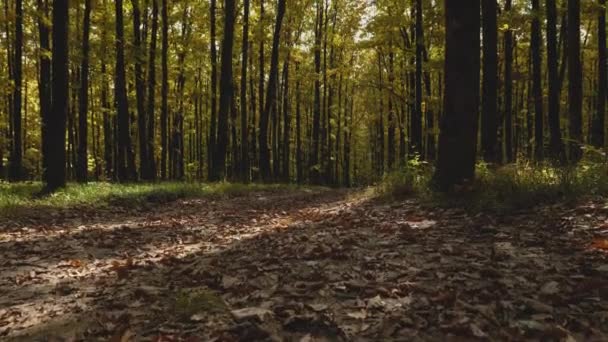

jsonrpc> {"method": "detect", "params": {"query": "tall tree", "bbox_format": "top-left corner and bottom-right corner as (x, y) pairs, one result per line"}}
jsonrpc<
(592, 0), (607, 148)
(531, 0), (544, 160)
(481, 0), (498, 163)
(76, 0), (92, 182)
(504, 0), (514, 162)
(547, 0), (564, 159)
(132, 0), (150, 179)
(435, 0), (481, 191)
(259, 0), (287, 181)
(240, 0), (250, 182)
(115, 0), (137, 181)
(211, 0), (236, 181)
(208, 0), (218, 179)
(568, 0), (583, 162)
(45, 0), (69, 191)
(161, 0), (169, 179)
(412, 0), (423, 158)
(9, 0), (23, 181)
(145, 0), (159, 180)
(311, 0), (323, 184)
(38, 0), (51, 182)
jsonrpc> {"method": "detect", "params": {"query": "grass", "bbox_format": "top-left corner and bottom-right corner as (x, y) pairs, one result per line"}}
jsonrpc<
(0, 181), (311, 219)
(377, 159), (608, 213)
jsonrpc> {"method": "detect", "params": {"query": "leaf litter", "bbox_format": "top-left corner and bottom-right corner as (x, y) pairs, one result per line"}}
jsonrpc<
(0, 188), (607, 341)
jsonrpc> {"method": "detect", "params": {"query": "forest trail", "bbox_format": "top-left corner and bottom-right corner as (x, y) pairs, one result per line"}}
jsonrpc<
(1, 188), (607, 341)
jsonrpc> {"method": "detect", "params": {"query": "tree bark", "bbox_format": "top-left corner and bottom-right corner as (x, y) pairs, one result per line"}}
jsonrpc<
(145, 0), (159, 180)
(568, 0), (583, 162)
(132, 0), (149, 180)
(435, 0), (481, 191)
(532, 0), (544, 161)
(161, 0), (169, 179)
(547, 0), (565, 160)
(9, 0), (23, 181)
(481, 0), (498, 163)
(208, 0), (218, 180)
(240, 0), (250, 182)
(504, 0), (514, 163)
(76, 0), (92, 183)
(592, 0), (607, 148)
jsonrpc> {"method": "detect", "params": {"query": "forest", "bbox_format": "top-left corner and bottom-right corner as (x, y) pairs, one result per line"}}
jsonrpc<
(1, 0), (608, 340)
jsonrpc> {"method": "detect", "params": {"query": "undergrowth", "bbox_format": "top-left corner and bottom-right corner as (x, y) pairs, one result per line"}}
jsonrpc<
(377, 158), (608, 213)
(0, 182), (307, 218)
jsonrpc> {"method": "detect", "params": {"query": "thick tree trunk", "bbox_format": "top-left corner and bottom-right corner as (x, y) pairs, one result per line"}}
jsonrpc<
(435, 0), (481, 191)
(46, 0), (69, 191)
(259, 0), (286, 182)
(77, 0), (92, 183)
(568, 0), (583, 162)
(115, 0), (137, 181)
(212, 0), (237, 181)
(504, 0), (514, 163)
(481, 0), (498, 163)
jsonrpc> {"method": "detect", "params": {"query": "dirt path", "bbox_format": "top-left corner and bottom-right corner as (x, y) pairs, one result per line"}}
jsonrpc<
(1, 188), (607, 341)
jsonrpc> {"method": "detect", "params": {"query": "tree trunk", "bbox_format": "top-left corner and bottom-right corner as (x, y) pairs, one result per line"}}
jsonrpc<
(161, 0), (169, 179)
(412, 0), (423, 157)
(46, 0), (69, 191)
(211, 0), (236, 181)
(532, 0), (544, 161)
(504, 0), (514, 163)
(208, 0), (218, 180)
(115, 0), (137, 181)
(311, 0), (322, 184)
(481, 0), (498, 163)
(38, 0), (51, 182)
(9, 0), (23, 181)
(77, 0), (92, 183)
(132, 0), (149, 180)
(568, 0), (583, 162)
(145, 0), (159, 180)
(547, 0), (565, 160)
(259, 0), (286, 182)
(435, 0), (481, 191)
(592, 0), (607, 148)
(240, 0), (250, 182)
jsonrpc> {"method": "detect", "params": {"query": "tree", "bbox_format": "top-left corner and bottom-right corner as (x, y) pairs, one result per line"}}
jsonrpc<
(259, 0), (287, 182)
(412, 0), (423, 158)
(568, 0), (583, 162)
(161, 0), (169, 179)
(504, 0), (514, 163)
(592, 0), (607, 148)
(132, 0), (150, 180)
(547, 0), (564, 160)
(240, 0), (251, 183)
(145, 0), (159, 180)
(435, 0), (481, 191)
(211, 0), (237, 181)
(531, 0), (544, 161)
(9, 0), (23, 181)
(38, 0), (51, 182)
(76, 0), (92, 183)
(481, 0), (498, 163)
(45, 0), (69, 191)
(115, 0), (137, 181)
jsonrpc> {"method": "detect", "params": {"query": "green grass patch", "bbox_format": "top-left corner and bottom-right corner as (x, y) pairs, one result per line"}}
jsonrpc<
(377, 160), (608, 213)
(0, 181), (310, 219)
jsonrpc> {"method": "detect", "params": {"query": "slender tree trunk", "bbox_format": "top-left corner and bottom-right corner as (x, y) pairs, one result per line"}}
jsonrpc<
(132, 0), (149, 180)
(296, 62), (302, 184)
(504, 0), (514, 163)
(387, 49), (396, 169)
(481, 0), (498, 163)
(115, 0), (137, 181)
(211, 0), (236, 181)
(435, 0), (481, 191)
(46, 0), (69, 191)
(412, 0), (423, 157)
(282, 54), (291, 181)
(161, 0), (169, 179)
(547, 0), (565, 160)
(592, 0), (607, 148)
(311, 0), (322, 184)
(76, 0), (92, 183)
(38, 0), (51, 182)
(240, 0), (250, 182)
(259, 0), (286, 182)
(568, 0), (583, 162)
(9, 0), (23, 181)
(145, 0), (159, 180)
(208, 0), (218, 180)
(531, 0), (544, 161)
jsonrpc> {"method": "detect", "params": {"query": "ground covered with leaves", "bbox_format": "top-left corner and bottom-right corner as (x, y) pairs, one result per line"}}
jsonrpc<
(1, 187), (608, 341)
